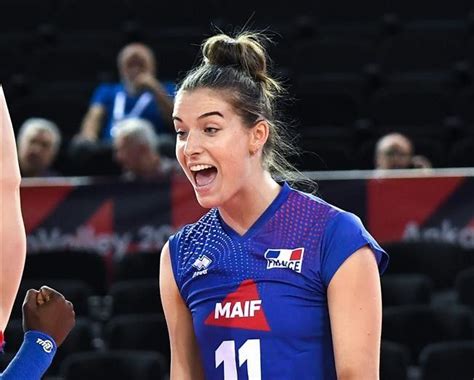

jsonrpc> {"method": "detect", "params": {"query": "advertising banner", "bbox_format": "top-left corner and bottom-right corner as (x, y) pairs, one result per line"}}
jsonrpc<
(21, 173), (474, 257)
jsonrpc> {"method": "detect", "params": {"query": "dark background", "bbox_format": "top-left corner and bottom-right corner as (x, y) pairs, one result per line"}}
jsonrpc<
(3, 0), (474, 174)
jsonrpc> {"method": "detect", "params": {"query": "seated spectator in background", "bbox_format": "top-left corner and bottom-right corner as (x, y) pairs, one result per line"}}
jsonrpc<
(76, 42), (174, 143)
(17, 118), (61, 177)
(113, 118), (180, 181)
(375, 132), (432, 170)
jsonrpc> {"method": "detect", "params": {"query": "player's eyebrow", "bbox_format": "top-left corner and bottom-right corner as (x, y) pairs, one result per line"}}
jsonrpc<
(173, 111), (224, 123)
(198, 111), (224, 120)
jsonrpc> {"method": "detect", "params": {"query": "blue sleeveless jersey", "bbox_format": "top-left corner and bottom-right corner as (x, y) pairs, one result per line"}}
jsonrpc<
(169, 183), (389, 380)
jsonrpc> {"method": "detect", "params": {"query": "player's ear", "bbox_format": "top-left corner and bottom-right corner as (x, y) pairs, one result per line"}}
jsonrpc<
(249, 120), (269, 156)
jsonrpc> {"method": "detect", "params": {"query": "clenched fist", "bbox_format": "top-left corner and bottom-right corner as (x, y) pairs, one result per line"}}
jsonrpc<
(22, 286), (76, 347)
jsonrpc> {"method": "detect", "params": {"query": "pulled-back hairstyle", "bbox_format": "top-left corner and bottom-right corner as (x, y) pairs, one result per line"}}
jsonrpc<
(177, 32), (302, 183)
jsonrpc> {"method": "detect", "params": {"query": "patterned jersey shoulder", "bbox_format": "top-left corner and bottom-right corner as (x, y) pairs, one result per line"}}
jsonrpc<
(170, 208), (220, 249)
(289, 189), (389, 283)
(168, 209), (221, 286)
(285, 187), (341, 223)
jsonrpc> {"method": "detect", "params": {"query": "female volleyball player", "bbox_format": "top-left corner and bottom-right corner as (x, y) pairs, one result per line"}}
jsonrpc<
(1, 86), (75, 379)
(160, 32), (389, 380)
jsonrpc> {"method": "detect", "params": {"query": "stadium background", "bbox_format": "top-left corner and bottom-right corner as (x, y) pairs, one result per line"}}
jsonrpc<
(2, 0), (474, 378)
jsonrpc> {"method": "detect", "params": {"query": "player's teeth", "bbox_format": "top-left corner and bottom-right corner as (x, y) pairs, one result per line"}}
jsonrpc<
(191, 164), (213, 171)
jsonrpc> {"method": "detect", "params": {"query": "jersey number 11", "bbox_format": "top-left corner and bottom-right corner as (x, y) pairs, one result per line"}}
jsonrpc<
(215, 339), (261, 380)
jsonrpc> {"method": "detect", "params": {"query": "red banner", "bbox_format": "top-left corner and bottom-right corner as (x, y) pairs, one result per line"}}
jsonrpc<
(20, 173), (474, 257)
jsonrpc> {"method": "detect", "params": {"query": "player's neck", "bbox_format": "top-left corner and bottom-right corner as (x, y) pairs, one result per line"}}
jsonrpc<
(218, 172), (281, 236)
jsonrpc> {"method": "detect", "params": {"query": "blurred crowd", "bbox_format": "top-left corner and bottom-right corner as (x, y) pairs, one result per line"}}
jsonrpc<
(13, 42), (179, 181)
(11, 40), (436, 181)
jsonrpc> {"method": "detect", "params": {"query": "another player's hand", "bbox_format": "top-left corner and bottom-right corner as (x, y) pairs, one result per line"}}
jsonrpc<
(22, 286), (76, 347)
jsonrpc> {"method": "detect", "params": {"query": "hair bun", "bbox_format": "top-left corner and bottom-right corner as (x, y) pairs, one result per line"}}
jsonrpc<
(202, 33), (267, 82)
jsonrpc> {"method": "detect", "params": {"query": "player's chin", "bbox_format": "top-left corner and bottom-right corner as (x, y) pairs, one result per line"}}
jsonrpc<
(194, 187), (222, 209)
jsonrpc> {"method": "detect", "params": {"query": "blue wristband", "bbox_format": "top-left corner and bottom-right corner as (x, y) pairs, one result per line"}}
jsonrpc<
(0, 331), (57, 379)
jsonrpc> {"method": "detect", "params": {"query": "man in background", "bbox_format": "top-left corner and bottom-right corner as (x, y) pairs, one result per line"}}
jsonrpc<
(77, 43), (174, 143)
(17, 118), (61, 177)
(375, 132), (432, 170)
(113, 118), (179, 181)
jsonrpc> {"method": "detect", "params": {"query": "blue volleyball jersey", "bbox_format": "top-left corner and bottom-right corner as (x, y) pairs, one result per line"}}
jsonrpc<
(169, 183), (389, 380)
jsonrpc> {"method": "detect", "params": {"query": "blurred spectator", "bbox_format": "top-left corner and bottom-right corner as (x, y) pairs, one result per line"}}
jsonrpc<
(375, 132), (432, 170)
(76, 42), (174, 144)
(17, 118), (61, 177)
(113, 118), (180, 181)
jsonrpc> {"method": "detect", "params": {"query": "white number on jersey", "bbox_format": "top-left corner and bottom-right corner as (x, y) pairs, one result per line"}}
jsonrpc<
(215, 339), (261, 380)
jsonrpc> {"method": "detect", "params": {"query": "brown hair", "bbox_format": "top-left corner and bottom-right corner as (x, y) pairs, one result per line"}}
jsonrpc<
(177, 32), (303, 184)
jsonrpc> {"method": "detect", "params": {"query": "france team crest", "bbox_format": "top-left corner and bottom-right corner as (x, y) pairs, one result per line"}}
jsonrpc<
(264, 248), (305, 273)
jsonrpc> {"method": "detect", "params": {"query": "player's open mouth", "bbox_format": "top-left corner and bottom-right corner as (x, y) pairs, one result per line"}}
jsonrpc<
(190, 164), (218, 188)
